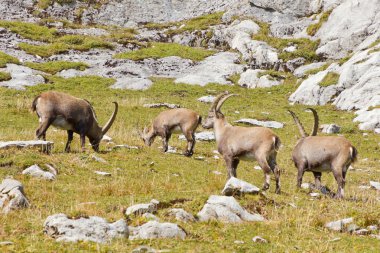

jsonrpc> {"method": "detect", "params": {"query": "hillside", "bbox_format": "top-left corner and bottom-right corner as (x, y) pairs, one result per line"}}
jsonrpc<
(0, 0), (380, 252)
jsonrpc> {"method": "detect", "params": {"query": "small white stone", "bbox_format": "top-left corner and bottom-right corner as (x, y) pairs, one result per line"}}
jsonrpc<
(94, 171), (111, 176)
(254, 166), (261, 170)
(252, 236), (268, 243)
(212, 171), (222, 175)
(234, 240), (245, 244)
(370, 181), (380, 190)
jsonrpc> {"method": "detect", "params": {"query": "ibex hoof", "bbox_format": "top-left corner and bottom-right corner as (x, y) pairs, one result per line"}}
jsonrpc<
(183, 151), (193, 157)
(275, 188), (281, 194)
(262, 184), (269, 191)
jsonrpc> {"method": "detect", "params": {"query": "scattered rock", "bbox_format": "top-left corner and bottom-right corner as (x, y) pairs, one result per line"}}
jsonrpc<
(353, 229), (371, 235)
(179, 131), (215, 141)
(197, 95), (215, 103)
(197, 195), (265, 223)
(310, 192), (320, 198)
(254, 166), (262, 170)
(90, 154), (107, 163)
(102, 135), (112, 142)
(367, 225), (378, 231)
(22, 164), (56, 181)
(212, 170), (222, 175)
(112, 144), (139, 150)
(166, 146), (177, 154)
(168, 208), (196, 222)
(321, 124), (341, 134)
(370, 181), (380, 190)
(325, 217), (354, 231)
(94, 171), (112, 176)
(0, 241), (13, 246)
(222, 177), (260, 196)
(285, 57), (306, 72)
(252, 236), (268, 243)
(129, 221), (186, 240)
(0, 64), (45, 90)
(0, 178), (29, 213)
(143, 103), (180, 109)
(301, 183), (310, 189)
(0, 140), (53, 153)
(235, 118), (284, 129)
(347, 224), (360, 233)
(126, 199), (159, 216)
(234, 240), (245, 244)
(43, 213), (128, 243)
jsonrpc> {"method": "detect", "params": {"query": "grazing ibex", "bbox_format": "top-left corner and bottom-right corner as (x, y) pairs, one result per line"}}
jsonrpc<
(202, 92), (281, 193)
(288, 108), (357, 199)
(32, 91), (118, 152)
(139, 108), (202, 157)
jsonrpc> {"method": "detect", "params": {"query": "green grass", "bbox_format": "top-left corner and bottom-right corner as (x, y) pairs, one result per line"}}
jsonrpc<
(307, 10), (332, 36)
(252, 21), (320, 62)
(145, 12), (224, 37)
(114, 42), (216, 61)
(0, 21), (114, 57)
(25, 61), (89, 74)
(0, 71), (11, 81)
(18, 36), (114, 57)
(0, 20), (57, 42)
(0, 51), (20, 68)
(0, 75), (379, 252)
(319, 72), (340, 87)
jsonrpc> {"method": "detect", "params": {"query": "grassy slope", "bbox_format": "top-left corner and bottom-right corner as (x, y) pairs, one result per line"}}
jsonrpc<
(114, 42), (216, 61)
(0, 76), (379, 252)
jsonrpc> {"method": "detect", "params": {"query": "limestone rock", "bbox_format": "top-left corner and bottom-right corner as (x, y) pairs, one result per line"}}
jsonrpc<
(43, 213), (128, 243)
(129, 221), (186, 240)
(235, 118), (284, 129)
(168, 208), (196, 222)
(175, 52), (244, 86)
(22, 164), (56, 181)
(197, 95), (215, 103)
(0, 179), (29, 213)
(178, 131), (215, 141)
(252, 236), (268, 243)
(126, 199), (159, 216)
(316, 0), (380, 59)
(222, 177), (260, 196)
(325, 217), (354, 231)
(197, 195), (264, 223)
(250, 0), (321, 17)
(370, 181), (380, 190)
(294, 62), (327, 78)
(0, 140), (53, 153)
(321, 124), (341, 134)
(238, 69), (283, 88)
(143, 103), (180, 109)
(0, 64), (45, 90)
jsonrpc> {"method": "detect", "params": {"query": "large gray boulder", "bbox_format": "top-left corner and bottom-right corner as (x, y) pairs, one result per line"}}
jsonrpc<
(0, 179), (29, 214)
(175, 52), (244, 86)
(129, 221), (186, 240)
(293, 62), (327, 78)
(43, 214), (128, 243)
(197, 195), (264, 223)
(316, 0), (380, 59)
(125, 199), (159, 216)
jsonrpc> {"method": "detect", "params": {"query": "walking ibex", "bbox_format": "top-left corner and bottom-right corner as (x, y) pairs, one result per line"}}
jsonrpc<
(288, 108), (357, 199)
(32, 91), (118, 152)
(202, 92), (281, 193)
(139, 108), (202, 157)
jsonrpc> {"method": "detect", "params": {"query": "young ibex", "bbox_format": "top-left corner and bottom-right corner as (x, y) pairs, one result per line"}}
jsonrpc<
(32, 91), (118, 152)
(288, 108), (357, 199)
(202, 92), (281, 193)
(139, 108), (202, 157)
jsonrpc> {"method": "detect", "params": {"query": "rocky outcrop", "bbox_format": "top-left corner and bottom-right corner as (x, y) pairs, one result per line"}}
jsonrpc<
(43, 214), (128, 243)
(238, 69), (283, 88)
(125, 199), (159, 216)
(221, 177), (260, 196)
(167, 208), (196, 222)
(175, 52), (244, 86)
(0, 64), (45, 90)
(316, 0), (380, 59)
(22, 164), (57, 181)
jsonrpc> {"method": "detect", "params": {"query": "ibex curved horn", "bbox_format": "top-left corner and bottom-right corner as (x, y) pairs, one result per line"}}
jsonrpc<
(102, 102), (118, 135)
(307, 108), (319, 136)
(288, 110), (307, 138)
(215, 94), (237, 112)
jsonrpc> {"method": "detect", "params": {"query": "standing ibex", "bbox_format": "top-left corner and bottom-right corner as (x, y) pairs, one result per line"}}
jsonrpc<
(139, 108), (202, 157)
(202, 92), (281, 193)
(288, 108), (357, 199)
(32, 91), (118, 152)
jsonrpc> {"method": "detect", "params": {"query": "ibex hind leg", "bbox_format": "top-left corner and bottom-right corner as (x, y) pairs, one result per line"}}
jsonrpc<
(258, 158), (271, 191)
(65, 130), (74, 152)
(183, 131), (195, 157)
(36, 118), (53, 140)
(269, 156), (281, 194)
